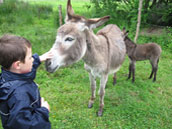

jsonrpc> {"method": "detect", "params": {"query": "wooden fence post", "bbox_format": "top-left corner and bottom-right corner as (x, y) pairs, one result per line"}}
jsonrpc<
(58, 5), (63, 26)
(134, 0), (143, 43)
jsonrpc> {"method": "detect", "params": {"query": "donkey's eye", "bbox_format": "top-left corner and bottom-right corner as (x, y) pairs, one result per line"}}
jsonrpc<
(65, 37), (74, 42)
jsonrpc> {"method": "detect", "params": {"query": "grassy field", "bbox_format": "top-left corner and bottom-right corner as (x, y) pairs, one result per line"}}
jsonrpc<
(0, 0), (172, 129)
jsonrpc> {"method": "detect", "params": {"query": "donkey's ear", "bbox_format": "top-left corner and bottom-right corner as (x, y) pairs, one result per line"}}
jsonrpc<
(126, 30), (129, 35)
(122, 27), (126, 33)
(65, 0), (75, 22)
(86, 16), (110, 29)
(123, 30), (129, 38)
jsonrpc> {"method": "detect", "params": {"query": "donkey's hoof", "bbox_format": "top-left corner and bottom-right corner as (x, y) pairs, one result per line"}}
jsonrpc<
(88, 103), (93, 108)
(153, 79), (156, 82)
(97, 110), (103, 117)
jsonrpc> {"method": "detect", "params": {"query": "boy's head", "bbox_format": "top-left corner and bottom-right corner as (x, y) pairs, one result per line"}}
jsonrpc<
(0, 34), (33, 73)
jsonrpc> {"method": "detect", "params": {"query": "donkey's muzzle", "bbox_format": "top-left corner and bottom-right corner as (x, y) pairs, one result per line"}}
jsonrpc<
(45, 59), (58, 73)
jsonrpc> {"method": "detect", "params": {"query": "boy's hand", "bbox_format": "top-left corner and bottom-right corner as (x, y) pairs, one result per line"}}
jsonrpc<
(39, 51), (53, 62)
(41, 97), (50, 112)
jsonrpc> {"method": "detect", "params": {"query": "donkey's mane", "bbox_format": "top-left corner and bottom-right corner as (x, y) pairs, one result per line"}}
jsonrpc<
(125, 36), (136, 47)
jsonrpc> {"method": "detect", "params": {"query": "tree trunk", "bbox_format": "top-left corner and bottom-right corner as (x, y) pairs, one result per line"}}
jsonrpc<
(134, 0), (143, 43)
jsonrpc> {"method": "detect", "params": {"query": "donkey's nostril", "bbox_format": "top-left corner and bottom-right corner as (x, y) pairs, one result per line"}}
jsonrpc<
(47, 61), (51, 66)
(46, 60), (51, 66)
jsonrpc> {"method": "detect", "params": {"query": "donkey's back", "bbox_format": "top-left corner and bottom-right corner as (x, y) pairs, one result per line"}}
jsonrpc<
(135, 43), (162, 61)
(97, 24), (126, 71)
(97, 24), (125, 50)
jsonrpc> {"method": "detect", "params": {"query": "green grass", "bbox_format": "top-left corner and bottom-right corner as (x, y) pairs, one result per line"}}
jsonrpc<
(19, 0), (93, 18)
(37, 51), (172, 129)
(0, 0), (172, 129)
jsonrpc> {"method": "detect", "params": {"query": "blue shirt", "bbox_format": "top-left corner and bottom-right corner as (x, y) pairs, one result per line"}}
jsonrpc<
(0, 54), (51, 129)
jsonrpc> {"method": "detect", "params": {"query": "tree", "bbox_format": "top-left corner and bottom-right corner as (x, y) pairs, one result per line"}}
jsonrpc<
(134, 0), (143, 43)
(91, 0), (172, 26)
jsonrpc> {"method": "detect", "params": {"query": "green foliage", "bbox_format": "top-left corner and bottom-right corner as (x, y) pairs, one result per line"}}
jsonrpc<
(90, 0), (139, 28)
(146, 1), (172, 26)
(90, 0), (172, 51)
(90, 0), (172, 28)
(0, 0), (172, 129)
(166, 28), (172, 51)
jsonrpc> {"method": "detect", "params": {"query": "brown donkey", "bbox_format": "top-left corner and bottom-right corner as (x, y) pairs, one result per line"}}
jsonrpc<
(45, 0), (126, 116)
(122, 28), (162, 82)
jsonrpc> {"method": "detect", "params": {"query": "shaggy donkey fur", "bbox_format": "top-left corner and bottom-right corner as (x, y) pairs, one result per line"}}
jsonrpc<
(45, 0), (126, 116)
(122, 28), (162, 82)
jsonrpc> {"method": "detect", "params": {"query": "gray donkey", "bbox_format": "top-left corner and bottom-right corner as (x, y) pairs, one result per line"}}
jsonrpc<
(122, 28), (162, 82)
(45, 0), (126, 116)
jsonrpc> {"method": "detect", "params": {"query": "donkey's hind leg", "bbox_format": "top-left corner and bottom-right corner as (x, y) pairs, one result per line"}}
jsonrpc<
(149, 62), (154, 79)
(88, 73), (96, 108)
(153, 58), (159, 82)
(149, 58), (159, 82)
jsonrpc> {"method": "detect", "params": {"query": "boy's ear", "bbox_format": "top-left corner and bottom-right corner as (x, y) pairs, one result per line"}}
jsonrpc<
(11, 61), (21, 70)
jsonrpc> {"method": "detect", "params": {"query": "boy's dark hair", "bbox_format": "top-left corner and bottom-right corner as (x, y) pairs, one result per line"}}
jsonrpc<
(0, 34), (31, 70)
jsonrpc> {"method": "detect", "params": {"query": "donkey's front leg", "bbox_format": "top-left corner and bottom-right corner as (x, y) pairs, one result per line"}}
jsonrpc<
(113, 73), (117, 85)
(127, 63), (132, 80)
(88, 73), (96, 108)
(97, 74), (108, 116)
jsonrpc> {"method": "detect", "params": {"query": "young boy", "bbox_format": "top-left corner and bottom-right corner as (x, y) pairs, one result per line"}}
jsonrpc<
(0, 34), (52, 129)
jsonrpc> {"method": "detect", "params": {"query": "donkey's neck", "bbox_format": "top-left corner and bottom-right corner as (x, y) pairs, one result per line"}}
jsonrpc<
(125, 37), (136, 47)
(83, 30), (100, 66)
(125, 36), (137, 56)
